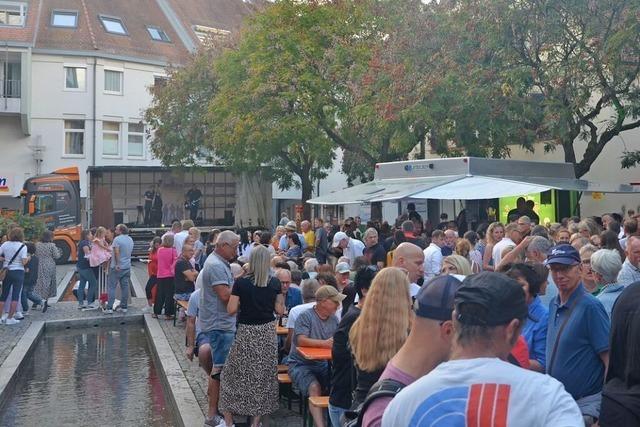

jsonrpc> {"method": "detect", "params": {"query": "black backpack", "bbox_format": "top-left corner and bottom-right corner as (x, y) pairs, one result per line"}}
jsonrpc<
(344, 378), (406, 427)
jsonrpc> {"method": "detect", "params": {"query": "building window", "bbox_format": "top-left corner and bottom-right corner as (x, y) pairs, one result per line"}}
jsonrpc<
(64, 66), (86, 91)
(102, 121), (120, 156)
(99, 15), (127, 35)
(0, 2), (26, 26)
(128, 123), (144, 157)
(147, 26), (170, 42)
(153, 75), (167, 88)
(51, 10), (77, 27)
(64, 120), (84, 156)
(192, 25), (230, 43)
(104, 70), (123, 94)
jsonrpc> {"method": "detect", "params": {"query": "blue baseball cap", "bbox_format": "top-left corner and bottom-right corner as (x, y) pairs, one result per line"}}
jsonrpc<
(545, 244), (580, 266)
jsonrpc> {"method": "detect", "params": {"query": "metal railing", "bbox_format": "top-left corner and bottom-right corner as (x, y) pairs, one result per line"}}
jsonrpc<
(1, 79), (20, 98)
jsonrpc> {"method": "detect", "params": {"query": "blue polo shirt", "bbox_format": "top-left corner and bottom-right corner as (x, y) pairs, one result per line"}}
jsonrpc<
(546, 284), (610, 400)
(522, 296), (548, 369)
(285, 286), (303, 311)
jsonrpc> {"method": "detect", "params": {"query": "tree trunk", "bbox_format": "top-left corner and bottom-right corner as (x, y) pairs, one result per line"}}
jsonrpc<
(300, 173), (313, 221)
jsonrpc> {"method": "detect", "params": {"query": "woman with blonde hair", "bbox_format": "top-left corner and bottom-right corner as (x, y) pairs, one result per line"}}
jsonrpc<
(441, 254), (472, 276)
(219, 245), (284, 427)
(455, 238), (481, 273)
(482, 222), (504, 271)
(348, 267), (412, 408)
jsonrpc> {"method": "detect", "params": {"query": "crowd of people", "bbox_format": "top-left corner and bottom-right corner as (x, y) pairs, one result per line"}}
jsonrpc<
(153, 204), (640, 427)
(3, 200), (640, 427)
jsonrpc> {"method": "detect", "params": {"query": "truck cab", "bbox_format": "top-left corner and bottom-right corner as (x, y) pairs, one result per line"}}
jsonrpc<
(22, 167), (82, 263)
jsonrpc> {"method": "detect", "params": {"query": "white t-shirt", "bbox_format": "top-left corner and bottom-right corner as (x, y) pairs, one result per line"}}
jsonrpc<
(382, 357), (582, 427)
(0, 241), (28, 270)
(173, 230), (189, 253)
(423, 243), (443, 281)
(492, 237), (515, 266)
(286, 301), (341, 328)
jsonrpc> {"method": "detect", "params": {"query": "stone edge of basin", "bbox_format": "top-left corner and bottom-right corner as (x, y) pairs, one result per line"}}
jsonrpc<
(144, 314), (206, 427)
(0, 315), (205, 427)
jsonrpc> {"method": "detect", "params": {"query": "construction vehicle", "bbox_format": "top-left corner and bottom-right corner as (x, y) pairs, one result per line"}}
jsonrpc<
(21, 167), (82, 263)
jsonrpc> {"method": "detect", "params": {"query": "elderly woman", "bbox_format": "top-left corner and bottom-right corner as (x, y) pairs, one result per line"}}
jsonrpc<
(579, 244), (599, 294)
(592, 249), (624, 318)
(35, 230), (61, 300)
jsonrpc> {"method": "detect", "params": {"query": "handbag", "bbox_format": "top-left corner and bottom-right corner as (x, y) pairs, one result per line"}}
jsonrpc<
(0, 244), (26, 282)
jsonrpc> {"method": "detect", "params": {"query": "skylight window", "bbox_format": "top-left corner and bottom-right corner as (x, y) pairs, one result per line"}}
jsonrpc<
(147, 26), (170, 42)
(52, 10), (78, 28)
(99, 15), (127, 35)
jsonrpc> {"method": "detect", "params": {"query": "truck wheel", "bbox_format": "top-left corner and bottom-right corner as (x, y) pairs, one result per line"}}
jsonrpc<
(54, 240), (71, 265)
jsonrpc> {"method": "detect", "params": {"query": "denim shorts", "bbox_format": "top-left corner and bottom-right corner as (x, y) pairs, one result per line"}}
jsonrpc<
(174, 292), (191, 301)
(198, 329), (235, 368)
(288, 361), (330, 396)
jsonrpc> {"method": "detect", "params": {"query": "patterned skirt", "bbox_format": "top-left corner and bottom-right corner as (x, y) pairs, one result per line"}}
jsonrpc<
(219, 320), (280, 416)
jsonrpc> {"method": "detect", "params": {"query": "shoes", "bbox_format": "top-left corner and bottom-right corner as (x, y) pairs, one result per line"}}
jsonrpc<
(87, 301), (100, 310)
(5, 318), (20, 325)
(22, 311), (29, 316)
(214, 421), (235, 427)
(42, 301), (49, 313)
(120, 308), (128, 313)
(14, 313), (24, 321)
(103, 309), (113, 315)
(31, 304), (40, 310)
(204, 415), (223, 427)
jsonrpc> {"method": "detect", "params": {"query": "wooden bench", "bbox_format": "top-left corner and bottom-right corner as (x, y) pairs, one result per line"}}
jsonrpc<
(277, 364), (288, 373)
(305, 396), (330, 427)
(174, 298), (189, 326)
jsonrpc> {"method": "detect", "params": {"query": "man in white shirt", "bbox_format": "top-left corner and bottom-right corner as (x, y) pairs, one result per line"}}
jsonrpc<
(332, 231), (364, 264)
(492, 222), (521, 266)
(423, 230), (445, 281)
(382, 272), (583, 427)
(173, 219), (193, 253)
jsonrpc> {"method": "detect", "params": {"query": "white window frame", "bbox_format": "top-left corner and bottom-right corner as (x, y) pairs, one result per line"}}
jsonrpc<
(62, 119), (85, 158)
(127, 122), (145, 159)
(102, 121), (121, 158)
(103, 68), (123, 95)
(63, 65), (86, 92)
(0, 2), (27, 27)
(99, 14), (127, 35)
(51, 9), (78, 28)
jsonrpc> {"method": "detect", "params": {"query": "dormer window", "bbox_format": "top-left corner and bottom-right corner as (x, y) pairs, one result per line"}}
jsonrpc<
(193, 25), (230, 43)
(52, 10), (78, 28)
(147, 26), (170, 42)
(99, 15), (127, 35)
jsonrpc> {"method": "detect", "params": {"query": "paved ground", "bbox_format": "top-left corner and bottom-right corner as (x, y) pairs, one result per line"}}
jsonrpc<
(131, 263), (304, 427)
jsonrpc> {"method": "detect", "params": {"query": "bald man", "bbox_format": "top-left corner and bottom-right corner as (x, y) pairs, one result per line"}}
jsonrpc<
(392, 242), (424, 297)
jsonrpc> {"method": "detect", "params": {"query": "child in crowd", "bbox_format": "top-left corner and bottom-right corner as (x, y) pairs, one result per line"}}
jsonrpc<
(143, 237), (161, 313)
(90, 226), (112, 269)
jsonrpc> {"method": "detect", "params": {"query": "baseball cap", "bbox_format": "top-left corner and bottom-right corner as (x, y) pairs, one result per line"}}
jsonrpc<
(454, 272), (528, 326)
(545, 244), (580, 266)
(285, 221), (297, 232)
(315, 285), (346, 304)
(335, 262), (350, 274)
(414, 275), (463, 321)
(332, 231), (348, 248)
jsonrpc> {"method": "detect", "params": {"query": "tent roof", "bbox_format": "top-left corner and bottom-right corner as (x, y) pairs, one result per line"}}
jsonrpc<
(308, 157), (640, 205)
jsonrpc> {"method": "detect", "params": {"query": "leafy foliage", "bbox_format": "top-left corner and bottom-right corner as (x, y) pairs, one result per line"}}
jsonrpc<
(0, 212), (46, 241)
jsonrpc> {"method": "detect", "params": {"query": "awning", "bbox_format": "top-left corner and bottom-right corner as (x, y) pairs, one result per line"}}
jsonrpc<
(307, 175), (463, 205)
(308, 174), (640, 205)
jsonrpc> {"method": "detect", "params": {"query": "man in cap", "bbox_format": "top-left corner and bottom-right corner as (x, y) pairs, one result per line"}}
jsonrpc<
(545, 244), (610, 424)
(335, 262), (356, 317)
(382, 272), (583, 427)
(332, 231), (364, 265)
(278, 221), (307, 252)
(360, 275), (462, 427)
(288, 285), (345, 427)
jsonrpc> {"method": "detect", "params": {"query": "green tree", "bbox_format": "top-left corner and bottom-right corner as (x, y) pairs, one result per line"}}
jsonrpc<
(394, 0), (640, 177)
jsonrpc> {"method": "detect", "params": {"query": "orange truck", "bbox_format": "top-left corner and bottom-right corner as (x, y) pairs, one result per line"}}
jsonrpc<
(21, 167), (82, 263)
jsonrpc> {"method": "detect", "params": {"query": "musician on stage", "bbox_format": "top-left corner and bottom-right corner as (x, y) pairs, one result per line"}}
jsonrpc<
(185, 186), (202, 222)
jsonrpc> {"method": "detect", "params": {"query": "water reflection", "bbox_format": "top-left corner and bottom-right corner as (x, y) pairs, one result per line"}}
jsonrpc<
(0, 326), (174, 427)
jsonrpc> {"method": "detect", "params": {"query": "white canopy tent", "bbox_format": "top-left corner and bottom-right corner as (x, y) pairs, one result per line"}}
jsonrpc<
(307, 157), (640, 205)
